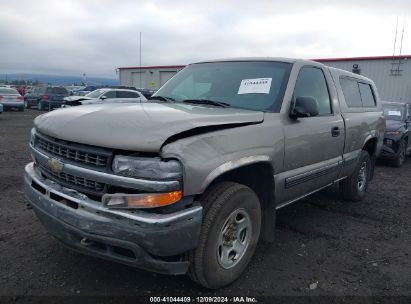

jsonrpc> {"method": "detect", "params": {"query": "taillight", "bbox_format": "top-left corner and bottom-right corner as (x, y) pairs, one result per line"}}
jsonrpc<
(41, 95), (49, 101)
(18, 96), (24, 101)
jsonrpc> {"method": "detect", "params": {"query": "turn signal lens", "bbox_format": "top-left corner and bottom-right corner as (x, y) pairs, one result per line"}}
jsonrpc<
(103, 191), (183, 209)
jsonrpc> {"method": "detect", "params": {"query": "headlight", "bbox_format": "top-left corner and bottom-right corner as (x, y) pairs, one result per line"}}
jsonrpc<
(385, 130), (401, 136)
(30, 128), (36, 145)
(112, 155), (182, 179)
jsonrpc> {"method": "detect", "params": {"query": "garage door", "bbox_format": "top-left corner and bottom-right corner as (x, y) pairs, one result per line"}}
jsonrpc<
(159, 71), (176, 86)
(132, 72), (146, 89)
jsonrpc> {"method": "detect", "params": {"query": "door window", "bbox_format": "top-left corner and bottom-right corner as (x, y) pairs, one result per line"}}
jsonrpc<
(102, 91), (116, 98)
(293, 67), (332, 116)
(358, 83), (376, 107)
(340, 78), (362, 107)
(117, 91), (140, 98)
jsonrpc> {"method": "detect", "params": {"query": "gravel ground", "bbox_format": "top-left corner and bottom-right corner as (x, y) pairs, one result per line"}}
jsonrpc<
(0, 109), (410, 301)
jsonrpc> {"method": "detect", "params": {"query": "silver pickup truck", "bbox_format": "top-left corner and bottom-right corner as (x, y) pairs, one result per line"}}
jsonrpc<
(24, 58), (385, 289)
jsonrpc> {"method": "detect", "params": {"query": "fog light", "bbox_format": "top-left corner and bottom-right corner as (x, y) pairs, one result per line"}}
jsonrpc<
(103, 191), (183, 209)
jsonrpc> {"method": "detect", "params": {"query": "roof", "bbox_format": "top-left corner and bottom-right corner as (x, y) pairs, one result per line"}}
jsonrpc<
(118, 65), (186, 70)
(117, 55), (411, 70)
(314, 55), (411, 62)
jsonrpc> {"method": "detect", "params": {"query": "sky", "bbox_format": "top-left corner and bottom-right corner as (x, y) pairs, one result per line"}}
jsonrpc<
(0, 0), (410, 78)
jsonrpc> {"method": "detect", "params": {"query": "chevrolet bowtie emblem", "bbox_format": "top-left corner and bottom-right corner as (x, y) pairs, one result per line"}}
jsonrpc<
(48, 158), (64, 174)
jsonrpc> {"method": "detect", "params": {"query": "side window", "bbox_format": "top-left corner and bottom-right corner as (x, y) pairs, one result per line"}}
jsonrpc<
(293, 67), (332, 116)
(358, 83), (376, 107)
(103, 91), (116, 98)
(117, 91), (139, 98)
(340, 78), (362, 107)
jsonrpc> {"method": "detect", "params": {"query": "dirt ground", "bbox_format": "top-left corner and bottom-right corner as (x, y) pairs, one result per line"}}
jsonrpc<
(1, 109), (410, 300)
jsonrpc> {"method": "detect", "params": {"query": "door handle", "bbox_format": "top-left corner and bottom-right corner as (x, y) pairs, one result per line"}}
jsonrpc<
(331, 126), (340, 137)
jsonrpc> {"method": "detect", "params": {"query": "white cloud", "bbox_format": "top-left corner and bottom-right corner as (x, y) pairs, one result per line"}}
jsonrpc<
(0, 0), (410, 77)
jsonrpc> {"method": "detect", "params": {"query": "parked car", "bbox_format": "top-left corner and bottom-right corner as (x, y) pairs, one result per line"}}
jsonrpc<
(136, 88), (156, 98)
(24, 58), (385, 289)
(24, 86), (69, 110)
(0, 103), (3, 114)
(0, 87), (24, 111)
(63, 88), (147, 106)
(72, 85), (101, 96)
(379, 101), (411, 167)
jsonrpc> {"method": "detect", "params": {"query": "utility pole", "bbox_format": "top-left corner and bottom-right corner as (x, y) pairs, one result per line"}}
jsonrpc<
(139, 32), (142, 89)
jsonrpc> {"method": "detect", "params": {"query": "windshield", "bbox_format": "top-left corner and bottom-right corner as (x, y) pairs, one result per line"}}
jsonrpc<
(153, 61), (291, 112)
(86, 89), (107, 98)
(382, 105), (405, 121)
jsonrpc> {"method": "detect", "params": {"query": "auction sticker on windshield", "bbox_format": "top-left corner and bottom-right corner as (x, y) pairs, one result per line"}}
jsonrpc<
(238, 78), (272, 94)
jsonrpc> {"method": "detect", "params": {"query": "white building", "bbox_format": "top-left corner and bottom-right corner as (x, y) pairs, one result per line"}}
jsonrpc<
(118, 55), (411, 102)
(316, 55), (411, 103)
(118, 65), (185, 91)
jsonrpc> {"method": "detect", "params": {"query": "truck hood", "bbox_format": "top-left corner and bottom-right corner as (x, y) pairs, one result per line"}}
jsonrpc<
(385, 119), (404, 131)
(34, 102), (264, 151)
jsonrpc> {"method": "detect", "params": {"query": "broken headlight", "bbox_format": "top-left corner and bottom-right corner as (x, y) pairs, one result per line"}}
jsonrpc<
(112, 155), (182, 179)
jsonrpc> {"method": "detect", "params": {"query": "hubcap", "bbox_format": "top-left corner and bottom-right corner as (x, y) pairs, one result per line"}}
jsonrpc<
(357, 161), (367, 191)
(217, 208), (252, 269)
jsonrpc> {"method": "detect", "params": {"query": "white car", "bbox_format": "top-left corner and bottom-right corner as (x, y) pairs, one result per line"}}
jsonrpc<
(63, 88), (147, 106)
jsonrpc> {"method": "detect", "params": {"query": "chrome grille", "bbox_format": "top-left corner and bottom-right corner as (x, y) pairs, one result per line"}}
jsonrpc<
(35, 134), (110, 169)
(38, 163), (105, 194)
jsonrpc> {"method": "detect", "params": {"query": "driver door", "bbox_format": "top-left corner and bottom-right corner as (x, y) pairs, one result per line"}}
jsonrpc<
(279, 66), (345, 204)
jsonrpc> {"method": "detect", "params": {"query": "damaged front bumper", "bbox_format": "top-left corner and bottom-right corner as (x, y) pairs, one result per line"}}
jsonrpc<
(24, 162), (202, 275)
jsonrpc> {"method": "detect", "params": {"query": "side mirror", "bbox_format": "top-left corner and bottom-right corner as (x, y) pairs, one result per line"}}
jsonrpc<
(100, 96), (107, 100)
(290, 96), (319, 118)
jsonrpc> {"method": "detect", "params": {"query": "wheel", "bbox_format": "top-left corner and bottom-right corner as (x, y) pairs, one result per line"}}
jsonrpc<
(340, 150), (371, 201)
(38, 101), (44, 111)
(18, 107), (24, 112)
(393, 139), (406, 168)
(188, 182), (261, 289)
(24, 100), (30, 109)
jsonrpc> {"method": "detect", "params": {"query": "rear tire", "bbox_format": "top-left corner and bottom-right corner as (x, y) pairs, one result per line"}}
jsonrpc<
(393, 139), (406, 168)
(188, 182), (261, 289)
(340, 150), (371, 202)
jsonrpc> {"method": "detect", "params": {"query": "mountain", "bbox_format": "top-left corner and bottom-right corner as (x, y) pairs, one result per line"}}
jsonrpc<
(1, 73), (118, 86)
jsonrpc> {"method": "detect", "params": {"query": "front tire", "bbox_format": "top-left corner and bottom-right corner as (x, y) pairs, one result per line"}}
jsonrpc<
(189, 182), (261, 289)
(393, 139), (406, 168)
(340, 150), (371, 202)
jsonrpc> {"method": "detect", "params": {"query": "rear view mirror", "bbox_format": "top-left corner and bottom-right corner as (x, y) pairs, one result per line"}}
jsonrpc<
(290, 96), (319, 118)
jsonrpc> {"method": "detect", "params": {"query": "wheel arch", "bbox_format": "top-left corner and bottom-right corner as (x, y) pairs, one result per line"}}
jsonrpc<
(362, 136), (378, 180)
(198, 158), (276, 242)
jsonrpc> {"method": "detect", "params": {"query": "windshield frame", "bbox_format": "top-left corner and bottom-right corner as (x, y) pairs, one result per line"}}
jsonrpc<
(153, 61), (292, 112)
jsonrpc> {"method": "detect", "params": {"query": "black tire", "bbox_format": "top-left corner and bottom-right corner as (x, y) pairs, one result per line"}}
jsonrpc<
(24, 100), (30, 109)
(38, 101), (44, 111)
(393, 139), (406, 168)
(340, 150), (371, 202)
(188, 182), (261, 289)
(18, 107), (24, 112)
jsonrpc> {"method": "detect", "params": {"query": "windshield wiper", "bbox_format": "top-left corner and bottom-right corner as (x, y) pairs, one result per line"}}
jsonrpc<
(148, 96), (175, 103)
(182, 99), (230, 108)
